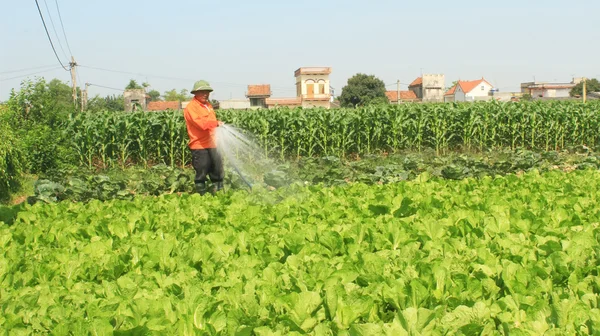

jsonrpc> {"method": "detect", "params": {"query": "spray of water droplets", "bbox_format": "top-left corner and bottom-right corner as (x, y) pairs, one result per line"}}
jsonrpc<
(215, 124), (291, 190)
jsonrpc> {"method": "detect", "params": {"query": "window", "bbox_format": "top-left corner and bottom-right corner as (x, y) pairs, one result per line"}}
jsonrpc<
(250, 98), (264, 107)
(319, 84), (325, 94)
(481, 86), (485, 91)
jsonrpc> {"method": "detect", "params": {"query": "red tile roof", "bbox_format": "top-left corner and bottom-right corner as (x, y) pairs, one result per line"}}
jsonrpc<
(445, 85), (457, 96)
(147, 101), (181, 111)
(409, 77), (423, 87)
(459, 80), (486, 94)
(445, 78), (493, 96)
(385, 90), (418, 102)
(247, 84), (271, 97)
(265, 97), (302, 106)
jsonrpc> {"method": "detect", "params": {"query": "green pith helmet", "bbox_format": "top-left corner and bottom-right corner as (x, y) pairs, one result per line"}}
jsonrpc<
(190, 80), (213, 93)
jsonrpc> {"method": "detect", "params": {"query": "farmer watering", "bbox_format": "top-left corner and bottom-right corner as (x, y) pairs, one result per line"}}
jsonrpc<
(184, 80), (224, 195)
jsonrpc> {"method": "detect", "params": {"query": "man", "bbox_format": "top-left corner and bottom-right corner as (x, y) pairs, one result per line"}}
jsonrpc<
(183, 80), (224, 195)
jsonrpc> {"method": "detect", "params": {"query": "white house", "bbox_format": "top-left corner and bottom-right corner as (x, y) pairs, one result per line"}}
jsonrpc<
(444, 78), (494, 102)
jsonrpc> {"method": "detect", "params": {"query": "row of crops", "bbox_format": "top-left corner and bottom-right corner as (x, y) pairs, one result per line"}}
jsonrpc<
(65, 101), (600, 169)
(3, 169), (600, 334)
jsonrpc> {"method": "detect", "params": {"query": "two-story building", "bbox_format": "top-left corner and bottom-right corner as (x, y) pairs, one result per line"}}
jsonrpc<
(444, 78), (494, 102)
(408, 74), (446, 102)
(266, 67), (333, 109)
(520, 79), (580, 99)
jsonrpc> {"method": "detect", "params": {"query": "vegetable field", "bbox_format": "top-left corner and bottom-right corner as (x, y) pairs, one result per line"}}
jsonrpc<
(65, 101), (600, 168)
(2, 170), (600, 334)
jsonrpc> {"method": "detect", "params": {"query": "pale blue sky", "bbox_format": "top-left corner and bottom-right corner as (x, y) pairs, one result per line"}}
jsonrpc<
(1, 0), (599, 101)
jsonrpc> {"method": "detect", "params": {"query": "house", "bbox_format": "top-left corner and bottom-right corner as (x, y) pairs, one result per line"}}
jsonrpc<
(246, 84), (271, 108)
(520, 79), (580, 99)
(124, 89), (149, 112)
(295, 67), (332, 108)
(146, 101), (181, 111)
(385, 90), (419, 103)
(444, 78), (494, 102)
(408, 74), (445, 102)
(265, 67), (333, 109)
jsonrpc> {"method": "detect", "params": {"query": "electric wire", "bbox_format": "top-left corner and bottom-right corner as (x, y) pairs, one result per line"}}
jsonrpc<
(33, 0), (69, 70)
(0, 65), (57, 75)
(42, 0), (69, 61)
(0, 67), (63, 81)
(80, 65), (298, 91)
(54, 0), (73, 56)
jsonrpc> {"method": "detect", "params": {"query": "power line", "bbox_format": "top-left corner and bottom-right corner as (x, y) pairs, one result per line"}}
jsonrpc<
(0, 64), (57, 75)
(54, 0), (73, 56)
(34, 0), (69, 70)
(42, 0), (69, 61)
(80, 65), (298, 91)
(0, 67), (63, 81)
(87, 83), (124, 92)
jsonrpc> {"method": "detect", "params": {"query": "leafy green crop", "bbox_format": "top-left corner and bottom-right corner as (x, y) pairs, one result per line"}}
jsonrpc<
(28, 148), (600, 204)
(2, 170), (600, 334)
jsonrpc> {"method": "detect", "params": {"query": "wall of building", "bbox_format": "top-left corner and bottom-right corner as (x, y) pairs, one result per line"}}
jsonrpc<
(219, 99), (251, 110)
(466, 81), (494, 98)
(409, 86), (423, 99)
(490, 92), (523, 102)
(422, 74), (445, 102)
(296, 74), (330, 99)
(454, 86), (466, 102)
(302, 100), (330, 109)
(124, 89), (147, 112)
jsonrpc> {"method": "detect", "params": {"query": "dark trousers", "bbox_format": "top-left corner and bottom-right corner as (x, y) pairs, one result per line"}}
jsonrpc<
(191, 148), (224, 184)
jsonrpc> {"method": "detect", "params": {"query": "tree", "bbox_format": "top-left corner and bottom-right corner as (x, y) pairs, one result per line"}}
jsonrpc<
(147, 90), (161, 102)
(125, 79), (143, 90)
(163, 89), (191, 102)
(87, 94), (125, 112)
(339, 73), (388, 107)
(7, 77), (79, 126)
(5, 77), (79, 173)
(570, 78), (600, 97)
(211, 99), (220, 109)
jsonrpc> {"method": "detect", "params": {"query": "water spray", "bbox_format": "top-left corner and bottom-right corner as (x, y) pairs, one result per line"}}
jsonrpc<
(222, 126), (253, 190)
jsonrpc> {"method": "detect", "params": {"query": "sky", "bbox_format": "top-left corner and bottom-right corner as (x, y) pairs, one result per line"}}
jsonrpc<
(1, 0), (599, 102)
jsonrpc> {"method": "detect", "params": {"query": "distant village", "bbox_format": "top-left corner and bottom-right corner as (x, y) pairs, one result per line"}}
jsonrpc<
(122, 67), (594, 112)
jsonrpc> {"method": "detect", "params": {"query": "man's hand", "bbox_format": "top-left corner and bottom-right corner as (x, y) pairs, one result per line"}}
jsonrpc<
(218, 121), (224, 127)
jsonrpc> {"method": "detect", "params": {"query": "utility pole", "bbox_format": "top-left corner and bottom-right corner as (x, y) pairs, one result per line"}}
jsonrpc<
(397, 80), (401, 105)
(583, 77), (587, 103)
(69, 56), (78, 107)
(82, 82), (90, 112)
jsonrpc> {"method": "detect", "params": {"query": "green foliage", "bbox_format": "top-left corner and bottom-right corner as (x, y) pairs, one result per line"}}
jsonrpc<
(163, 89), (191, 102)
(4, 78), (78, 175)
(6, 78), (78, 126)
(2, 170), (600, 333)
(125, 79), (143, 90)
(87, 94), (124, 112)
(65, 100), (600, 168)
(147, 90), (161, 102)
(339, 73), (388, 107)
(27, 148), (599, 204)
(0, 108), (23, 202)
(570, 78), (600, 97)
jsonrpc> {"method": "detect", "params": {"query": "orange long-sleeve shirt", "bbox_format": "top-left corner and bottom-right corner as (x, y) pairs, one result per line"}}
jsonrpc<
(183, 97), (219, 149)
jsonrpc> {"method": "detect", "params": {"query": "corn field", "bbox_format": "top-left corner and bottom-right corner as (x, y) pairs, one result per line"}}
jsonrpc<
(66, 100), (600, 168)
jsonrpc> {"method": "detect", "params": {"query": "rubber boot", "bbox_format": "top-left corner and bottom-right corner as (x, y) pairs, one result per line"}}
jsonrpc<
(195, 182), (207, 195)
(211, 182), (224, 195)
